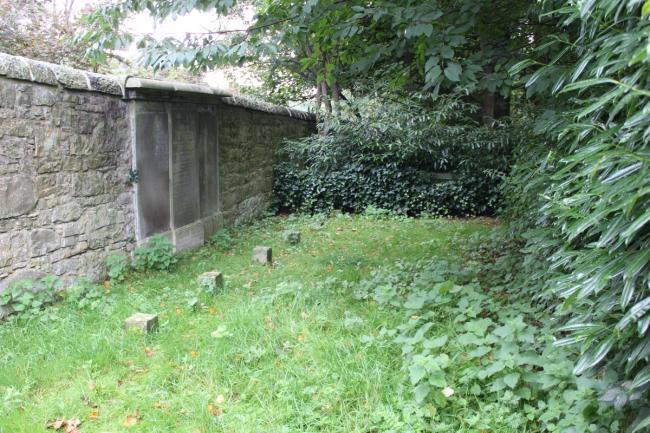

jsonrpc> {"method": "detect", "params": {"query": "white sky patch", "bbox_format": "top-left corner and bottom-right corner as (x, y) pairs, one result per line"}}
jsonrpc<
(56, 0), (259, 89)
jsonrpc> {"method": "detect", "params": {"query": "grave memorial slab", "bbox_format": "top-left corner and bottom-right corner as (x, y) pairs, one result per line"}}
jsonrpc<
(252, 246), (273, 265)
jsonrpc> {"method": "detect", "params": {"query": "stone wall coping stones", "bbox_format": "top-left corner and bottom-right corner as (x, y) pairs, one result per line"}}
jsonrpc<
(0, 52), (315, 121)
(0, 52), (123, 95)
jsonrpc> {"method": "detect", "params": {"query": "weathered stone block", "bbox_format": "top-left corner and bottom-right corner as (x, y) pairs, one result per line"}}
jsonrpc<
(283, 229), (301, 245)
(197, 271), (224, 292)
(124, 313), (158, 333)
(0, 175), (38, 218)
(173, 222), (204, 252)
(31, 229), (59, 257)
(252, 246), (272, 265)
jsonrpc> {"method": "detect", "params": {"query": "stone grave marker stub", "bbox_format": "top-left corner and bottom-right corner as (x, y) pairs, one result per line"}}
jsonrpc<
(283, 229), (301, 245)
(252, 246), (272, 265)
(124, 312), (159, 333)
(198, 271), (224, 292)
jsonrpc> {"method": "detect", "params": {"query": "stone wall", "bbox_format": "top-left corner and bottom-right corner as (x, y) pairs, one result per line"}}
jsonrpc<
(219, 104), (306, 226)
(0, 77), (133, 288)
(0, 53), (314, 297)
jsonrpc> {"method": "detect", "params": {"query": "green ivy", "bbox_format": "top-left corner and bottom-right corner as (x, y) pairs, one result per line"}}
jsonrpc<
(274, 162), (502, 217)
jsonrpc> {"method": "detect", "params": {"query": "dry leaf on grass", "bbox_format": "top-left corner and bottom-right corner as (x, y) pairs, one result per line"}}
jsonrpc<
(207, 403), (223, 416)
(46, 418), (81, 433)
(123, 410), (140, 427)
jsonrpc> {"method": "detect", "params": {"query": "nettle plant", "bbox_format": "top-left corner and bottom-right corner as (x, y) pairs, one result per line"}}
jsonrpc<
(132, 234), (177, 272)
(0, 276), (62, 321)
(355, 260), (625, 433)
(63, 277), (114, 312)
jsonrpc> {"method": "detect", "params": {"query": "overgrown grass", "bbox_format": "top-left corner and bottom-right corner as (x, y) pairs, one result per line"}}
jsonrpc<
(0, 214), (489, 433)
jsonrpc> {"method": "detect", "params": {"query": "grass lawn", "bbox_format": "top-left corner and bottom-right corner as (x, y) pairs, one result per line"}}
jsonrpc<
(0, 214), (490, 433)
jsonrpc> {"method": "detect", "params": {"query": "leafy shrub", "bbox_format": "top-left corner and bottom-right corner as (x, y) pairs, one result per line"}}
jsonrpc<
(502, 1), (650, 426)
(106, 253), (130, 282)
(281, 94), (511, 173)
(274, 93), (511, 217)
(275, 162), (502, 216)
(0, 276), (61, 321)
(133, 235), (176, 272)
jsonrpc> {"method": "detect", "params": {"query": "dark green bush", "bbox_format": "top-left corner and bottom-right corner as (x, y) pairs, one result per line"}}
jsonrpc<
(275, 162), (502, 217)
(274, 93), (511, 217)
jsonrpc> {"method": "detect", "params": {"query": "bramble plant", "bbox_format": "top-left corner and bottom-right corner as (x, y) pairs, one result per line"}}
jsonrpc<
(355, 259), (624, 433)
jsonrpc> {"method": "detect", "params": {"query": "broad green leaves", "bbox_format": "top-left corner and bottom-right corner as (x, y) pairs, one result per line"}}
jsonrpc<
(357, 259), (623, 432)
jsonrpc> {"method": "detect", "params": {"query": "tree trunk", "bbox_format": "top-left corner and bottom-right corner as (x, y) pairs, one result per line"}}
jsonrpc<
(314, 80), (323, 121)
(331, 81), (340, 116)
(321, 81), (332, 114)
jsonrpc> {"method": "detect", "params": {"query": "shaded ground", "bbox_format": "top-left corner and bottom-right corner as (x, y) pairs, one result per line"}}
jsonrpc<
(0, 214), (489, 433)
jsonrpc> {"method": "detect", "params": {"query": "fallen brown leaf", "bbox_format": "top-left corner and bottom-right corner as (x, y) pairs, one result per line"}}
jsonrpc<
(207, 403), (223, 416)
(46, 418), (81, 433)
(123, 411), (140, 427)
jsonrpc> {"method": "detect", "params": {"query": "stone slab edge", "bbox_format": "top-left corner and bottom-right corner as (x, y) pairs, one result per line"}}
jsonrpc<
(0, 52), (122, 95)
(0, 52), (315, 121)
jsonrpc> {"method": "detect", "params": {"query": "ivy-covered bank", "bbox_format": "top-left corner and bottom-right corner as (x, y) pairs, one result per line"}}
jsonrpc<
(275, 163), (499, 217)
(273, 95), (511, 217)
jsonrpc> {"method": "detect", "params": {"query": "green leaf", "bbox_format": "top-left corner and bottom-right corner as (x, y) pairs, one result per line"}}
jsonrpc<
(630, 410), (650, 433)
(444, 63), (462, 82)
(631, 365), (650, 391)
(423, 335), (448, 349)
(409, 364), (426, 385)
(643, 0), (650, 17)
(464, 318), (493, 336)
(478, 361), (505, 379)
(503, 372), (520, 389)
(414, 383), (430, 404)
(405, 23), (433, 38)
(440, 46), (454, 59)
(428, 371), (446, 387)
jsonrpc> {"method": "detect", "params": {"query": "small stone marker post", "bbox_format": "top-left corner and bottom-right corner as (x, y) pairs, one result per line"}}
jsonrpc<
(283, 229), (301, 245)
(252, 246), (272, 265)
(124, 313), (159, 333)
(197, 271), (224, 293)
